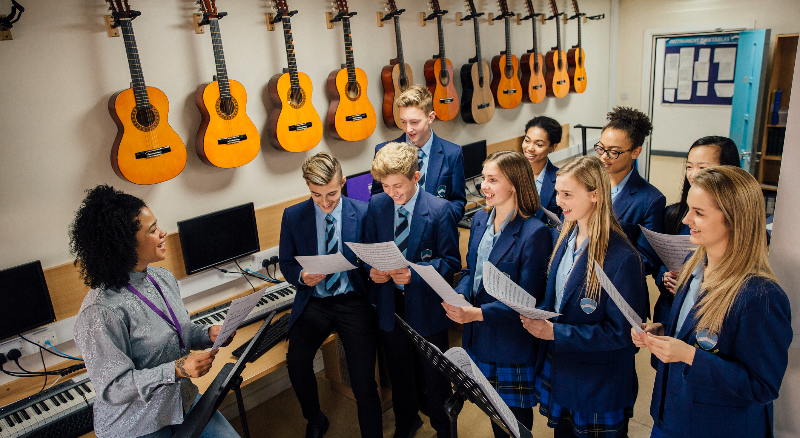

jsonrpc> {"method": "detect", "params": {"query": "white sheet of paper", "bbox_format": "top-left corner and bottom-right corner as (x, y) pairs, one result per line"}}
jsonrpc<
(696, 82), (709, 97)
(714, 47), (737, 63)
(698, 48), (711, 63)
(714, 83), (735, 98)
(677, 81), (693, 100)
(638, 225), (696, 273)
(482, 262), (560, 320)
(693, 61), (710, 81)
(295, 253), (356, 275)
(664, 53), (680, 89)
(210, 289), (265, 350)
(410, 263), (472, 307)
(444, 347), (520, 438)
(717, 62), (735, 81)
(663, 89), (676, 102)
(345, 241), (409, 272)
(679, 47), (695, 78)
(593, 261), (644, 333)
(714, 48), (737, 81)
(541, 207), (562, 226)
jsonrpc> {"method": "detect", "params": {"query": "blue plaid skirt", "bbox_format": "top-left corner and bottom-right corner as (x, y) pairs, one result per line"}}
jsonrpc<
(534, 350), (633, 438)
(467, 349), (537, 408)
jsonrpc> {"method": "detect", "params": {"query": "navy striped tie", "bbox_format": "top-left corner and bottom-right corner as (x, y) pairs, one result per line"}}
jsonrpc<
(395, 206), (409, 257)
(324, 214), (340, 294)
(417, 149), (426, 189)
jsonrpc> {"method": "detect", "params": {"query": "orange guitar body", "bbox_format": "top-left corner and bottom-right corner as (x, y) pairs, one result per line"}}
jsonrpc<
(267, 72), (323, 152)
(195, 80), (260, 168)
(109, 86), (187, 185)
(380, 62), (413, 129)
(326, 67), (376, 142)
(424, 58), (459, 121)
(545, 49), (570, 98)
(490, 54), (523, 109)
(567, 47), (587, 93)
(521, 51), (546, 104)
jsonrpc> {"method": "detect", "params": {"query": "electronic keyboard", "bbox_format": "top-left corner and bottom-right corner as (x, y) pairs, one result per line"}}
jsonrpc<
(191, 282), (296, 327)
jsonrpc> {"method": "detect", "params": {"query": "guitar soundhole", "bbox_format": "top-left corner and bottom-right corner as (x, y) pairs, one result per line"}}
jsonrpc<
(399, 77), (410, 90)
(216, 97), (239, 120)
(504, 65), (514, 79)
(533, 62), (540, 75)
(439, 71), (450, 87)
(478, 77), (485, 88)
(287, 87), (306, 109)
(346, 82), (361, 101)
(131, 105), (160, 132)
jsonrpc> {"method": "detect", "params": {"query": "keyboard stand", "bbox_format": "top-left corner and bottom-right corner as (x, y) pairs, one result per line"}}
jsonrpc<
(231, 376), (250, 438)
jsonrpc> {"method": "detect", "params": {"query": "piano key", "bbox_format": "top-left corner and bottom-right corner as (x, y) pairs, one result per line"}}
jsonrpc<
(49, 396), (60, 407)
(4, 417), (13, 428)
(64, 390), (74, 401)
(31, 404), (41, 416)
(80, 383), (91, 394)
(18, 410), (28, 421)
(57, 393), (67, 404)
(74, 386), (84, 397)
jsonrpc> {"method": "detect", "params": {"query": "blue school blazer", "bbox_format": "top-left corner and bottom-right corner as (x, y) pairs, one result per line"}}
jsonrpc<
(278, 197), (370, 332)
(539, 159), (562, 219)
(372, 132), (467, 220)
(653, 203), (692, 325)
(613, 167), (666, 278)
(649, 274), (792, 438)
(365, 190), (461, 336)
(455, 209), (552, 364)
(535, 231), (645, 413)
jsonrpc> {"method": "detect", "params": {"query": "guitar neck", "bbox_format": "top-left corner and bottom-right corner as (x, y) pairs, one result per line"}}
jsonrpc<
(209, 18), (231, 98)
(504, 15), (512, 68)
(555, 14), (562, 62)
(436, 14), (446, 64)
(281, 16), (300, 89)
(393, 14), (407, 80)
(342, 16), (356, 83)
(472, 16), (484, 80)
(119, 19), (150, 108)
(531, 14), (539, 54)
(577, 17), (582, 49)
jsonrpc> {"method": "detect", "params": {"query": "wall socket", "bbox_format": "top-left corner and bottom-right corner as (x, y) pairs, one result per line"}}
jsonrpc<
(250, 246), (279, 272)
(30, 327), (57, 350)
(0, 339), (24, 358)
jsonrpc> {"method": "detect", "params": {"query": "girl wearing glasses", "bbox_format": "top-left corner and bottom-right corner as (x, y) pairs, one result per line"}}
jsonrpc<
(633, 166), (792, 438)
(596, 107), (665, 308)
(522, 116), (563, 218)
(653, 136), (739, 324)
(522, 156), (645, 438)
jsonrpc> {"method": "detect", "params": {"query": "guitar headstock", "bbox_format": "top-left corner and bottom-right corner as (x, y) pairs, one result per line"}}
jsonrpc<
(463, 0), (477, 16)
(196, 0), (218, 17)
(385, 0), (398, 13)
(571, 0), (581, 16)
(272, 0), (289, 13)
(106, 0), (132, 18)
(428, 0), (442, 13)
(333, 0), (350, 15)
(496, 0), (510, 15)
(548, 0), (559, 15)
(523, 0), (535, 16)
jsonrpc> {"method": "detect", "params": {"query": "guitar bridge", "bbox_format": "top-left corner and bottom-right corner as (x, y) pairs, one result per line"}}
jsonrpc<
(502, 89), (517, 94)
(532, 85), (543, 90)
(556, 80), (566, 85)
(345, 114), (368, 122)
(289, 122), (313, 131)
(577, 77), (586, 82)
(218, 135), (247, 145)
(439, 97), (454, 103)
(135, 146), (172, 159)
(477, 103), (491, 109)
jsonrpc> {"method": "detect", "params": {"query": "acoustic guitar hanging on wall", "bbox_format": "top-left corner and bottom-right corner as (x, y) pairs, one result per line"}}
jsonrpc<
(520, 0), (546, 104)
(423, 0), (459, 121)
(106, 0), (187, 185)
(545, 0), (569, 98)
(380, 0), (413, 129)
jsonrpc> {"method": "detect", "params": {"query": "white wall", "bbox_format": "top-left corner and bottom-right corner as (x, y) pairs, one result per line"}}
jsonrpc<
(0, 0), (612, 271)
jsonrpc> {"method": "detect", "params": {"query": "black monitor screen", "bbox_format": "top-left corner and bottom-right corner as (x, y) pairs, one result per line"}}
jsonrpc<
(462, 140), (487, 180)
(342, 171), (374, 203)
(178, 203), (260, 275)
(0, 261), (56, 342)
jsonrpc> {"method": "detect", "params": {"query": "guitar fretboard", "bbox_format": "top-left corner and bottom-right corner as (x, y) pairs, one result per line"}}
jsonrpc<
(555, 13), (563, 67)
(436, 14), (447, 74)
(280, 15), (300, 90)
(471, 15), (484, 81)
(504, 15), (512, 70)
(209, 18), (231, 98)
(342, 16), (356, 84)
(392, 14), (407, 82)
(119, 18), (150, 108)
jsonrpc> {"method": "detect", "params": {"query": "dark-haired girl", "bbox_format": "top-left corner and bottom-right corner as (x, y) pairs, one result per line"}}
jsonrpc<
(653, 136), (740, 324)
(71, 185), (239, 438)
(522, 116), (562, 218)
(597, 107), (665, 294)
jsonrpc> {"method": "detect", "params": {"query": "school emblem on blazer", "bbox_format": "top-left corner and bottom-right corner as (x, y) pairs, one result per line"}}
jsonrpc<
(694, 328), (719, 351)
(580, 298), (597, 314)
(421, 249), (433, 261)
(436, 185), (447, 197)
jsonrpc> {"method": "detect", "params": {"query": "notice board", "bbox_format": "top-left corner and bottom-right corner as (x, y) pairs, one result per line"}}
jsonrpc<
(662, 33), (739, 105)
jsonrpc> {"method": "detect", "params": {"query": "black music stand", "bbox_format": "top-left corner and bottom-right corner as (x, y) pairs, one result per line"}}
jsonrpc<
(393, 314), (533, 438)
(173, 311), (277, 438)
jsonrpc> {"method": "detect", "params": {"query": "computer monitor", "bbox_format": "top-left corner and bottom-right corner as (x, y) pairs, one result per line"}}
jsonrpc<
(342, 170), (374, 203)
(0, 261), (57, 342)
(462, 140), (487, 180)
(177, 203), (260, 275)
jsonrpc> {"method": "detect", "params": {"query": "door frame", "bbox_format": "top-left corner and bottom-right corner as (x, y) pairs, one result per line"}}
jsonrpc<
(639, 22), (754, 179)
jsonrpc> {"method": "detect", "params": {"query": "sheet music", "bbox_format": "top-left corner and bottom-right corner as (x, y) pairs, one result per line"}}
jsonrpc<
(295, 253), (357, 275)
(345, 242), (409, 272)
(482, 262), (560, 320)
(592, 261), (644, 334)
(444, 348), (520, 438)
(638, 225), (695, 273)
(210, 289), (265, 350)
(541, 208), (562, 226)
(409, 264), (472, 307)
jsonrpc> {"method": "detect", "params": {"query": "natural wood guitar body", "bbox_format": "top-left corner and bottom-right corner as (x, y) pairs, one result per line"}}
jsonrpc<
(326, 67), (376, 142)
(195, 79), (260, 168)
(267, 72), (323, 152)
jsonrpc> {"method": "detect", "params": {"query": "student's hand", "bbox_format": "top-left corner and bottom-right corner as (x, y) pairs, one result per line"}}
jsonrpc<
(442, 302), (483, 323)
(208, 325), (236, 348)
(175, 349), (218, 379)
(644, 334), (696, 365)
(301, 270), (326, 287)
(388, 267), (412, 285)
(370, 268), (391, 284)
(663, 271), (679, 294)
(631, 323), (664, 347)
(520, 316), (555, 340)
